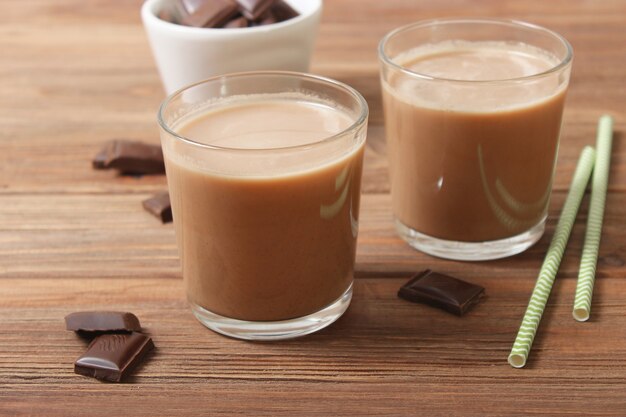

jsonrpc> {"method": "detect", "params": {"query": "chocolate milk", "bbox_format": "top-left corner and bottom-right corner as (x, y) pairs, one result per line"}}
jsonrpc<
(165, 99), (364, 321)
(382, 41), (567, 242)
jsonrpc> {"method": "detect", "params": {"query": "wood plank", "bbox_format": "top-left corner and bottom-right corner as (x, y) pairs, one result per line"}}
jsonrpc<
(1, 276), (626, 416)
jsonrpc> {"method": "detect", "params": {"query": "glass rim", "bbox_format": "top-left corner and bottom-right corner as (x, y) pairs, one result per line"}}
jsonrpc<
(157, 71), (369, 152)
(378, 18), (574, 84)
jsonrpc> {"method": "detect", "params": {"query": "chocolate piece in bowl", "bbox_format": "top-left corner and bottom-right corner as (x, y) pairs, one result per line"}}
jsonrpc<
(223, 15), (249, 28)
(178, 0), (210, 14)
(178, 0), (239, 28)
(398, 270), (485, 316)
(142, 191), (173, 223)
(74, 333), (154, 382)
(159, 0), (301, 28)
(236, 0), (275, 20)
(254, 10), (277, 26)
(65, 311), (142, 334)
(270, 0), (298, 22)
(92, 139), (165, 175)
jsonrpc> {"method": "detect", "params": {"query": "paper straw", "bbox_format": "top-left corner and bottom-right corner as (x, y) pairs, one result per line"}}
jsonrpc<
(508, 146), (596, 368)
(573, 116), (614, 322)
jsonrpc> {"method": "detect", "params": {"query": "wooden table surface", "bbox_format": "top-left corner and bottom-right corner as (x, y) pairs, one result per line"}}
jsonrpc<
(2, 0), (626, 415)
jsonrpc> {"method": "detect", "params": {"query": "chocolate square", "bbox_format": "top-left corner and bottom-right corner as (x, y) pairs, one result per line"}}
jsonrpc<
(398, 270), (485, 316)
(74, 333), (154, 382)
(142, 192), (172, 223)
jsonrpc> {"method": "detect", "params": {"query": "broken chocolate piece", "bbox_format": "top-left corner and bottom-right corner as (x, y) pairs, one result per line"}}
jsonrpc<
(92, 147), (110, 169)
(271, 0), (298, 22)
(179, 0), (209, 14)
(178, 0), (239, 27)
(142, 192), (172, 223)
(74, 333), (154, 382)
(92, 140), (165, 175)
(398, 270), (485, 316)
(255, 10), (277, 25)
(65, 311), (142, 333)
(159, 0), (299, 28)
(223, 15), (249, 28)
(236, 0), (275, 20)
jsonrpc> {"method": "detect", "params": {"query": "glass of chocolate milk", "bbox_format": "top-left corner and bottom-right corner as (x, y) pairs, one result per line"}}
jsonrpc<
(379, 19), (573, 260)
(158, 72), (368, 340)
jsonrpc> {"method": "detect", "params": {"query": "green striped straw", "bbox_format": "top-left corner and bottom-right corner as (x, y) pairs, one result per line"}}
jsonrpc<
(508, 146), (596, 368)
(573, 116), (614, 322)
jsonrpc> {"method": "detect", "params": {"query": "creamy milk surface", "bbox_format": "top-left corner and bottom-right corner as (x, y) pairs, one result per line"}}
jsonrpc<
(397, 40), (558, 81)
(178, 99), (353, 149)
(388, 40), (563, 112)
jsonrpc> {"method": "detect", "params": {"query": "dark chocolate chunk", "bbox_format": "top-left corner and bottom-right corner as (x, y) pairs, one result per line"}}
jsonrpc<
(178, 0), (239, 27)
(92, 140), (165, 175)
(270, 0), (298, 22)
(74, 333), (154, 382)
(162, 0), (297, 28)
(142, 192), (172, 223)
(65, 311), (142, 333)
(236, 0), (275, 20)
(255, 10), (277, 25)
(398, 270), (485, 316)
(92, 147), (110, 169)
(223, 15), (249, 28)
(178, 0), (208, 15)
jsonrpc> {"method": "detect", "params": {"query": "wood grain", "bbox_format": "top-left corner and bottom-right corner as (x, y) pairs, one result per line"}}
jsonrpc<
(2, 276), (626, 416)
(1, 0), (625, 416)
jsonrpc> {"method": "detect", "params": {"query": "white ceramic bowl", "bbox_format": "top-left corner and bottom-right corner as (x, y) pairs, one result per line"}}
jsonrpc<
(141, 0), (322, 94)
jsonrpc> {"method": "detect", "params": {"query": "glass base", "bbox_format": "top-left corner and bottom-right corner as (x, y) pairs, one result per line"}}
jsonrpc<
(190, 283), (353, 341)
(395, 218), (545, 261)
